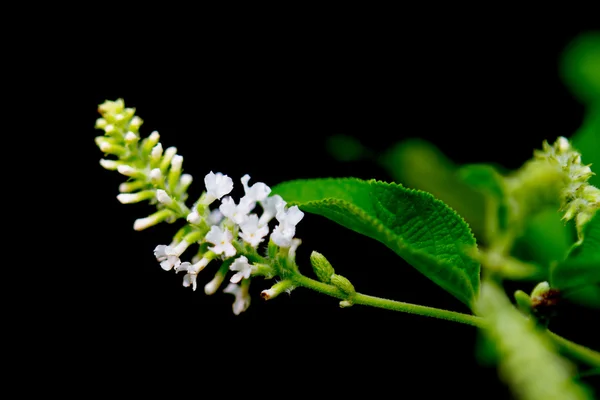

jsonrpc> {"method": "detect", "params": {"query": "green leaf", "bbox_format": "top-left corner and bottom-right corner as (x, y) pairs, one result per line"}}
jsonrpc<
(560, 31), (600, 105)
(325, 134), (373, 162)
(458, 163), (509, 234)
(551, 212), (600, 300)
(378, 138), (487, 242)
(271, 177), (480, 308)
(511, 208), (576, 274)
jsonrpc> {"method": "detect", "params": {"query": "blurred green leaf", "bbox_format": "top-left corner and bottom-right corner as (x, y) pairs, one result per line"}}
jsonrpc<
(560, 31), (600, 105)
(325, 134), (372, 162)
(551, 212), (600, 308)
(511, 209), (576, 274)
(378, 138), (488, 242)
(459, 163), (509, 234)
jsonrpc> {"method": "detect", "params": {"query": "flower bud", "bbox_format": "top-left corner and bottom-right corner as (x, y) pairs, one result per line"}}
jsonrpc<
(124, 131), (139, 144)
(514, 290), (532, 316)
(531, 281), (550, 301)
(133, 209), (173, 231)
(331, 274), (355, 298)
(156, 189), (173, 205)
(310, 251), (335, 283)
(99, 159), (120, 170)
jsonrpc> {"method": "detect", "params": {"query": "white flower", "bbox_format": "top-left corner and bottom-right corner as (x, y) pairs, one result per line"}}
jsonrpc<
(153, 240), (190, 271)
(258, 194), (286, 226)
(203, 171), (234, 205)
(271, 205), (304, 247)
(223, 282), (251, 315)
(205, 225), (236, 257)
(219, 196), (253, 225)
(229, 256), (253, 283)
(241, 174), (271, 203)
(239, 214), (270, 247)
(176, 257), (210, 291)
(207, 209), (224, 225)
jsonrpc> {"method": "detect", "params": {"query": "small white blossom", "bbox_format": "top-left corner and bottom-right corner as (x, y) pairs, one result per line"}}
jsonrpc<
(271, 205), (304, 247)
(203, 171), (234, 205)
(258, 194), (286, 226)
(149, 168), (162, 183)
(239, 214), (270, 247)
(207, 209), (224, 225)
(229, 256), (253, 283)
(219, 196), (253, 225)
(241, 174), (271, 203)
(176, 257), (210, 291)
(223, 283), (251, 315)
(205, 225), (236, 257)
(153, 240), (190, 271)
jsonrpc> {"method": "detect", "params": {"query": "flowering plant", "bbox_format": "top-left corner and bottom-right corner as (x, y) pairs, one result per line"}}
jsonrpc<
(94, 32), (600, 399)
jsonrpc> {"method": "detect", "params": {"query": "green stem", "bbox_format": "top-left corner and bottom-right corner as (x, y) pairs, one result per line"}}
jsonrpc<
(547, 331), (600, 368)
(290, 273), (600, 368)
(291, 274), (483, 327)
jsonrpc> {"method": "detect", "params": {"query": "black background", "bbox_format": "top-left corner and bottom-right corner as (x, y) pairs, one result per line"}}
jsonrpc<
(38, 12), (600, 398)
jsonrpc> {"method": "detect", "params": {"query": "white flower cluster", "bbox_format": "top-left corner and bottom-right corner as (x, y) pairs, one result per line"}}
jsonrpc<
(95, 99), (305, 315)
(534, 136), (600, 240)
(154, 171), (304, 314)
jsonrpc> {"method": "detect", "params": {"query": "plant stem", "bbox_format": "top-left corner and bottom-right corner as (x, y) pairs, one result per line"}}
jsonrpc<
(291, 273), (600, 368)
(291, 274), (483, 327)
(547, 331), (600, 368)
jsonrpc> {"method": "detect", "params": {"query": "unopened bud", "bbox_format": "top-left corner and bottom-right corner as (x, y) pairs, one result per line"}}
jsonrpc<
(129, 115), (143, 130)
(186, 209), (201, 224)
(133, 209), (173, 231)
(124, 131), (139, 144)
(514, 290), (532, 315)
(156, 189), (173, 205)
(117, 165), (145, 179)
(99, 159), (120, 170)
(531, 281), (550, 301)
(310, 251), (335, 283)
(95, 118), (107, 130)
(331, 274), (355, 297)
(556, 136), (570, 152)
(117, 190), (156, 204)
